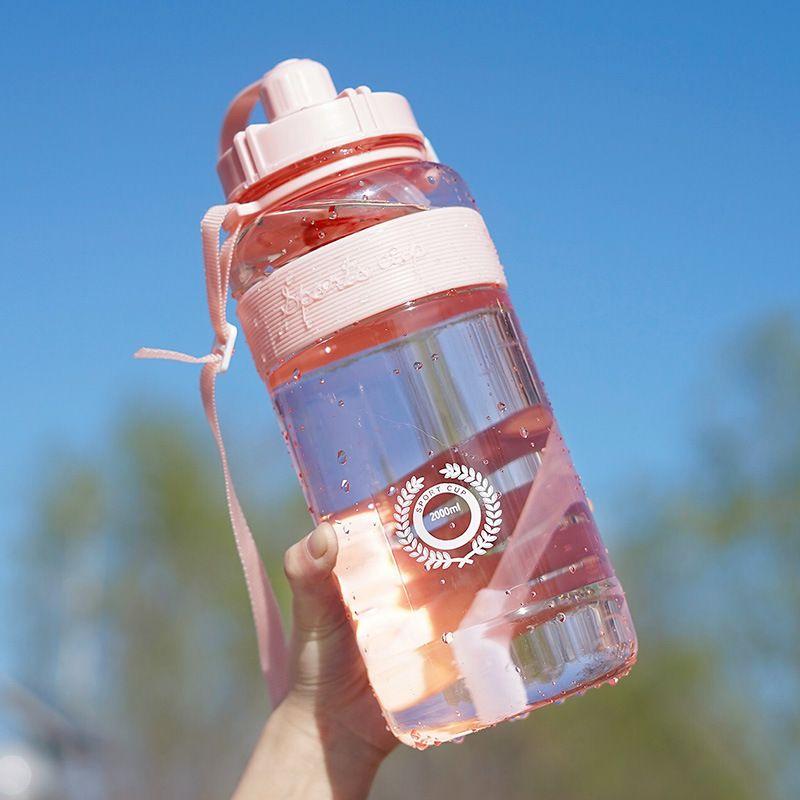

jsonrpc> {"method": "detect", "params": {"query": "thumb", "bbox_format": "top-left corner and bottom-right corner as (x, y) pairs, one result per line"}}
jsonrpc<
(283, 522), (342, 634)
(283, 523), (353, 690)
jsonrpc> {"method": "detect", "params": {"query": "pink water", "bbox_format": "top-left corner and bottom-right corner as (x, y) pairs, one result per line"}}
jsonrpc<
(269, 286), (637, 746)
(234, 163), (636, 746)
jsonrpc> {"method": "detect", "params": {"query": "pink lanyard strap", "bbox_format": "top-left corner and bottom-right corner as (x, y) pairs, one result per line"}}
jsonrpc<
(135, 204), (289, 708)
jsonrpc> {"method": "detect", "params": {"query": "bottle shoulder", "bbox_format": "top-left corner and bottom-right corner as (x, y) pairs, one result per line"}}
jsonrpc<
(231, 161), (477, 298)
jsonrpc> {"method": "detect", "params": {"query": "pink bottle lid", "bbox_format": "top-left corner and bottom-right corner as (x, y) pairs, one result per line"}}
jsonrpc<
(217, 59), (433, 203)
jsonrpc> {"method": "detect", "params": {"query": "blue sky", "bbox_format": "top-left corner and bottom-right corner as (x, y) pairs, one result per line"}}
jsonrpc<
(1, 2), (798, 672)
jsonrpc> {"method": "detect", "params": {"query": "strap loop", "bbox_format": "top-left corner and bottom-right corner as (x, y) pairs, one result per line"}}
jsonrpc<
(135, 204), (289, 708)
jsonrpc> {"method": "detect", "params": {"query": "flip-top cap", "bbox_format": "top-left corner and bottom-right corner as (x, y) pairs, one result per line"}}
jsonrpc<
(217, 59), (429, 202)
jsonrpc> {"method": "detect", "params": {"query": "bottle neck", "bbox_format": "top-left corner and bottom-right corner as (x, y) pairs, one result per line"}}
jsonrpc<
(232, 135), (427, 209)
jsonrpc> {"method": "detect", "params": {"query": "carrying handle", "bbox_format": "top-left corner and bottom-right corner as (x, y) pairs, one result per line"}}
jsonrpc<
(219, 81), (262, 157)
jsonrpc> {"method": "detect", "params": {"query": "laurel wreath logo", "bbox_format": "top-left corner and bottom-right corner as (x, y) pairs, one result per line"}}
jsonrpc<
(393, 463), (502, 570)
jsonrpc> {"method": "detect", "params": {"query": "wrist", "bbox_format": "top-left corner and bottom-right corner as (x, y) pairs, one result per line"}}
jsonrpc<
(278, 691), (388, 776)
(232, 694), (386, 800)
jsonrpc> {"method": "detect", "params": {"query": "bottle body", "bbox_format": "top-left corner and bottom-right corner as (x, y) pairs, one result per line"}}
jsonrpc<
(233, 161), (637, 747)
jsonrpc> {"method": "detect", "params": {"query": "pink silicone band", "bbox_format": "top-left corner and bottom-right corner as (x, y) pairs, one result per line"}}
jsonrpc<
(237, 207), (507, 376)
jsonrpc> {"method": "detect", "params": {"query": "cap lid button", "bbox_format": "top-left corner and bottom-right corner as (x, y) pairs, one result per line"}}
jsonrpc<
(259, 58), (337, 121)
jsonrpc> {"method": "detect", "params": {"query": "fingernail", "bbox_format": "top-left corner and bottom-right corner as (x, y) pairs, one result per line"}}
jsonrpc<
(305, 525), (329, 560)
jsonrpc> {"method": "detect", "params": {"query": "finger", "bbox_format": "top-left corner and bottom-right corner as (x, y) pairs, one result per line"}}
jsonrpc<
(283, 523), (343, 637)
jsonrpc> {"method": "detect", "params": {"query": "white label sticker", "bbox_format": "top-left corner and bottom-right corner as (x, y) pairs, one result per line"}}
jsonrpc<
(393, 463), (502, 570)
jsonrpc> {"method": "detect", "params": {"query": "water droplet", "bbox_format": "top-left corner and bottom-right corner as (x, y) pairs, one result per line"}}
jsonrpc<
(292, 368), (301, 381)
(568, 564), (577, 574)
(340, 479), (351, 493)
(413, 361), (423, 371)
(338, 399), (345, 407)
(317, 231), (325, 239)
(496, 401), (507, 412)
(324, 345), (332, 354)
(427, 450), (434, 457)
(392, 368), (401, 375)
(556, 612), (566, 623)
(504, 589), (511, 595)
(337, 450), (348, 464)
(426, 174), (436, 184)
(441, 631), (454, 644)
(387, 485), (397, 497)
(431, 352), (439, 361)
(328, 206), (338, 220)
(439, 578), (445, 585)
(520, 427), (529, 438)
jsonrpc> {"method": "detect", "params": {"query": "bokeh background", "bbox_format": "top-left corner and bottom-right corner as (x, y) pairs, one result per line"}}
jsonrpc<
(1, 2), (799, 798)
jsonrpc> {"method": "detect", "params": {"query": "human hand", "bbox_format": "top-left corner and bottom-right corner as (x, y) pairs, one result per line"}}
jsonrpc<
(232, 523), (397, 800)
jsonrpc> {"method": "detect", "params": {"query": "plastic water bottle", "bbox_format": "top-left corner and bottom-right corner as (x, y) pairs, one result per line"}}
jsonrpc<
(219, 59), (637, 747)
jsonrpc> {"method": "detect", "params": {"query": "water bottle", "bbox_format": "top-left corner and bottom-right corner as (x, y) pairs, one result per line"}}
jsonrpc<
(147, 58), (637, 748)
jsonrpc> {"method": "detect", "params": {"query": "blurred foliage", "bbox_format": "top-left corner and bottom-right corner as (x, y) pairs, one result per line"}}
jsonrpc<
(17, 407), (307, 799)
(16, 314), (799, 798)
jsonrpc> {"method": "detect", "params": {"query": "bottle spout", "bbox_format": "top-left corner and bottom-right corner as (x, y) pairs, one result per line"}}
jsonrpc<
(259, 58), (337, 121)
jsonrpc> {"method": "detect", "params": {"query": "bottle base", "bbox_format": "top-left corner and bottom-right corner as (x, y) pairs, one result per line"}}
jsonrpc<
(383, 578), (637, 749)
